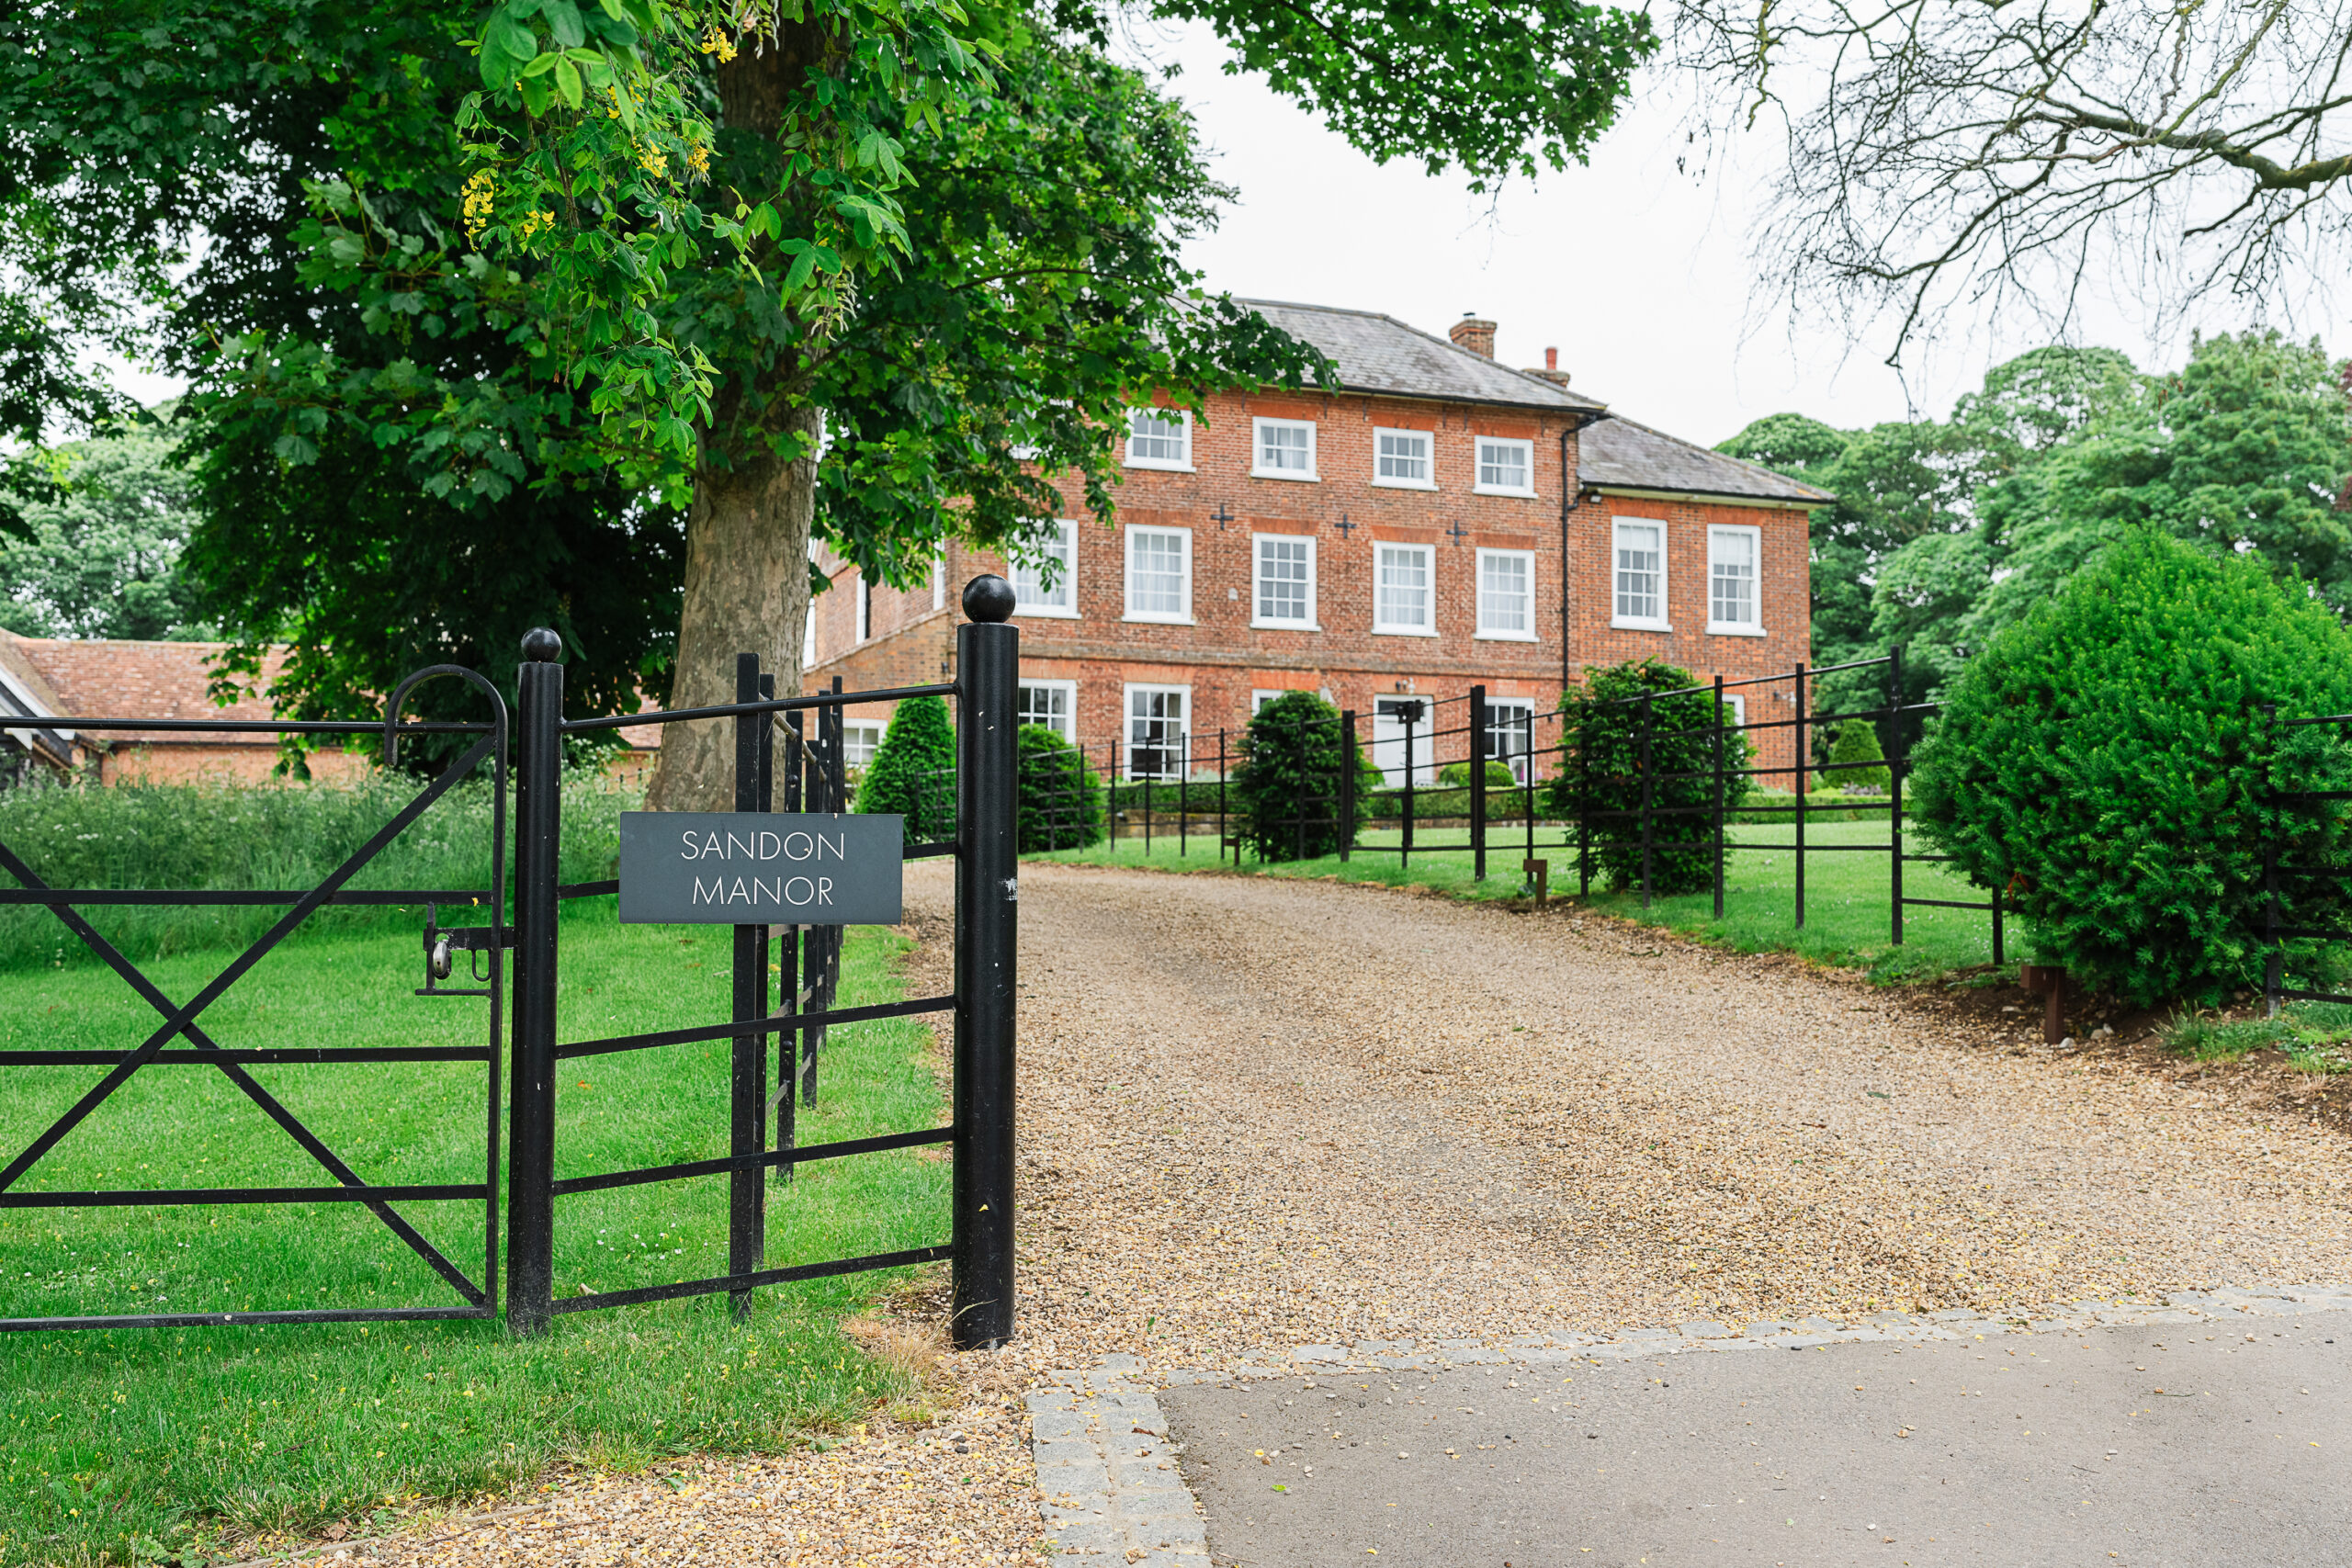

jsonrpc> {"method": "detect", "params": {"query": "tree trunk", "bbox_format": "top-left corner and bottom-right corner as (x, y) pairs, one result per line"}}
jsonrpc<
(644, 32), (823, 812)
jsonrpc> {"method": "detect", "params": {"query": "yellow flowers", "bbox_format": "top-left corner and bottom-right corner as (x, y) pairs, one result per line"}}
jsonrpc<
(460, 169), (499, 241)
(700, 28), (738, 61)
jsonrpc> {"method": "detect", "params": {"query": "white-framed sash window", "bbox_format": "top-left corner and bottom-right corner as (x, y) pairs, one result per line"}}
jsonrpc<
(1252, 688), (1304, 715)
(1252, 417), (1317, 479)
(1251, 533), (1317, 628)
(1721, 693), (1747, 731)
(1373, 428), (1435, 489)
(1476, 547), (1535, 640)
(842, 721), (884, 770)
(1485, 697), (1538, 784)
(855, 576), (872, 643)
(1374, 542), (1436, 636)
(1611, 519), (1669, 630)
(1474, 436), (1534, 496)
(1371, 695), (1438, 784)
(1010, 518), (1079, 617)
(1124, 525), (1193, 623)
(1018, 679), (1077, 739)
(1125, 407), (1193, 470)
(1708, 524), (1764, 635)
(1124, 683), (1190, 780)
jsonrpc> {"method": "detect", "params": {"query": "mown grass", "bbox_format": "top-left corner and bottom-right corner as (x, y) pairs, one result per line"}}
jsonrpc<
(1033, 816), (2003, 982)
(2159, 999), (2352, 1074)
(0, 910), (947, 1567)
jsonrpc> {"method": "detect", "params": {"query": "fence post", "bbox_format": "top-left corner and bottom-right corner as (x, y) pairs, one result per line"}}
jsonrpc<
(1577, 715), (1591, 898)
(505, 626), (564, 1337)
(778, 709), (804, 1179)
(1639, 690), (1655, 910)
(1179, 732), (1189, 859)
(1217, 728), (1227, 863)
(1793, 662), (1807, 931)
(2265, 701), (2281, 1018)
(728, 653), (767, 1320)
(1471, 684), (1488, 883)
(953, 576), (1019, 1349)
(1889, 645), (1905, 946)
(1339, 711), (1356, 863)
(1400, 705), (1418, 871)
(1713, 674), (1726, 920)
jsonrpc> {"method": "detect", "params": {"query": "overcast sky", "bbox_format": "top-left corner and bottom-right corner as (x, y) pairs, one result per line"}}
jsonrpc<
(1149, 21), (2311, 449)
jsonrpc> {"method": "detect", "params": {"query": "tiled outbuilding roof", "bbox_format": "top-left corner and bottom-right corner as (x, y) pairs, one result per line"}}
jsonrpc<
(5, 635), (280, 747)
(1577, 415), (1834, 507)
(1238, 299), (1606, 414)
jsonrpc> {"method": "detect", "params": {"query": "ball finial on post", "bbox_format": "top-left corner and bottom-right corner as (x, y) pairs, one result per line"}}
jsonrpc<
(961, 574), (1016, 624)
(521, 626), (564, 662)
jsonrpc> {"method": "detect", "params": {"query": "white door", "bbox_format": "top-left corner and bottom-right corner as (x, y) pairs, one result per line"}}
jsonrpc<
(1371, 696), (1436, 785)
(1487, 700), (1536, 785)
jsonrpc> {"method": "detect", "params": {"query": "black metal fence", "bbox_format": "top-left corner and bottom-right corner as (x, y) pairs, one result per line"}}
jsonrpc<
(0, 590), (1023, 1348)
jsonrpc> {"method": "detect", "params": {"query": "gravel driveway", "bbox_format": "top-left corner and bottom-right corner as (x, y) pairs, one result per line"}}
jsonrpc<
(340, 861), (2352, 1567)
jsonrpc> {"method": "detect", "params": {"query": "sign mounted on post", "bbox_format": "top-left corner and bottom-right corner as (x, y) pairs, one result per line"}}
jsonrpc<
(617, 813), (906, 925)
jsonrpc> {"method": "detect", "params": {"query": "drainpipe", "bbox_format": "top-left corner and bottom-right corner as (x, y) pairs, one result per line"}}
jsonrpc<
(1559, 413), (1607, 692)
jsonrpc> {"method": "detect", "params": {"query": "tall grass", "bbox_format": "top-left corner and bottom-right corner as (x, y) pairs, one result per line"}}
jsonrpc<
(0, 773), (626, 972)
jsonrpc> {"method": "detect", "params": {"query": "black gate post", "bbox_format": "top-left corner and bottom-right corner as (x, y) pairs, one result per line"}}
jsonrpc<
(1713, 674), (1726, 920)
(1339, 710), (1357, 863)
(1470, 684), (1487, 883)
(729, 652), (767, 1321)
(1639, 690), (1655, 911)
(1793, 662), (1808, 931)
(1888, 645), (1905, 946)
(507, 626), (564, 1337)
(953, 575), (1020, 1349)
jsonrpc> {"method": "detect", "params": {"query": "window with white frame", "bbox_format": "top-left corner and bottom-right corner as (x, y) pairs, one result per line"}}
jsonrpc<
(1374, 543), (1435, 634)
(1252, 534), (1317, 627)
(1125, 525), (1193, 622)
(1125, 685), (1188, 780)
(1124, 408), (1192, 469)
(1612, 519), (1668, 629)
(1252, 417), (1317, 479)
(931, 547), (945, 611)
(1017, 679), (1076, 738)
(1485, 697), (1537, 784)
(855, 576), (872, 642)
(1373, 428), (1434, 488)
(1476, 548), (1535, 640)
(1721, 694), (1747, 731)
(842, 722), (883, 770)
(1708, 525), (1762, 634)
(1010, 519), (1078, 617)
(1252, 689), (1301, 715)
(1475, 436), (1533, 495)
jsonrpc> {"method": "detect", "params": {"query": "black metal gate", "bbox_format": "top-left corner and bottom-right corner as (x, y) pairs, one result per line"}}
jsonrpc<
(0, 581), (1021, 1348)
(0, 668), (509, 1331)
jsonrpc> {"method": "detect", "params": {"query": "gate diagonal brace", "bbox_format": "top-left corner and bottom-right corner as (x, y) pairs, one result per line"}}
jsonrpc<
(0, 740), (499, 1307)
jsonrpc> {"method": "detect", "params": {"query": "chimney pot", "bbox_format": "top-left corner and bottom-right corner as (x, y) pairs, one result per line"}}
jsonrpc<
(1545, 346), (1558, 370)
(1448, 315), (1498, 359)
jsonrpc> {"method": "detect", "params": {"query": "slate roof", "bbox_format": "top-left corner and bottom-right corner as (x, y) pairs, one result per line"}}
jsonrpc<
(1577, 415), (1834, 506)
(1238, 299), (1605, 413)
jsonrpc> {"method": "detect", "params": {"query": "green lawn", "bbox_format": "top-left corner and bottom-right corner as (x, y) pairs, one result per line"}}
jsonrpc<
(0, 908), (947, 1567)
(1034, 817), (2006, 981)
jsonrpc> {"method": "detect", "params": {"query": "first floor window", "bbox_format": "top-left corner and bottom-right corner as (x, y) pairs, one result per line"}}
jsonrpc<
(842, 721), (883, 770)
(1486, 699), (1537, 784)
(1018, 681), (1074, 738)
(1476, 437), (1532, 494)
(1374, 428), (1433, 485)
(1375, 543), (1434, 634)
(1125, 525), (1192, 620)
(1613, 520), (1666, 626)
(1126, 686), (1188, 780)
(1254, 418), (1316, 477)
(1254, 535), (1315, 626)
(855, 576), (872, 642)
(1125, 408), (1190, 468)
(1012, 519), (1077, 615)
(1709, 525), (1760, 631)
(1477, 548), (1533, 638)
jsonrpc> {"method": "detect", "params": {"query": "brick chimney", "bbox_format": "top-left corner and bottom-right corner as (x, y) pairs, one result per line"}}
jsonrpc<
(1448, 313), (1497, 358)
(1522, 345), (1572, 387)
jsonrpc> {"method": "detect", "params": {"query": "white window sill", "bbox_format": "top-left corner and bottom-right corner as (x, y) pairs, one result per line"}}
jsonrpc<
(1251, 468), (1319, 482)
(1123, 613), (1196, 626)
(1707, 622), (1769, 637)
(1473, 484), (1538, 499)
(1475, 628), (1540, 642)
(1124, 457), (1194, 473)
(1014, 604), (1081, 620)
(1373, 625), (1440, 637)
(1371, 476), (1438, 491)
(1611, 616), (1673, 632)
(1250, 617), (1322, 632)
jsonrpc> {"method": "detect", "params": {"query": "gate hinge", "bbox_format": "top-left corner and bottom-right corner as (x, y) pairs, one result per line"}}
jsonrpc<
(419, 902), (514, 995)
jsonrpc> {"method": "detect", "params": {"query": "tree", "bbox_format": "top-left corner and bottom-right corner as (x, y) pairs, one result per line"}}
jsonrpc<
(854, 694), (956, 844)
(1016, 724), (1102, 850)
(1824, 718), (1888, 792)
(1230, 690), (1368, 861)
(0, 416), (209, 640)
(1543, 659), (1754, 896)
(1672, 0), (2352, 353)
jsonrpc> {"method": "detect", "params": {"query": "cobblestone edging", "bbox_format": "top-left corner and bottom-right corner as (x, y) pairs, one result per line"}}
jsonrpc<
(1029, 1285), (2352, 1563)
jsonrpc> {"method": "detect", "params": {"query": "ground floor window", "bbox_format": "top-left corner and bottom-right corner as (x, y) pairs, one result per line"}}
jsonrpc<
(1485, 698), (1537, 785)
(842, 721), (883, 771)
(1018, 679), (1076, 739)
(1370, 694), (1438, 785)
(1125, 684), (1189, 779)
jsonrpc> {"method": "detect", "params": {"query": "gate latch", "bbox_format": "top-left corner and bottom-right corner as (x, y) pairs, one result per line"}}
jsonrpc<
(419, 902), (514, 997)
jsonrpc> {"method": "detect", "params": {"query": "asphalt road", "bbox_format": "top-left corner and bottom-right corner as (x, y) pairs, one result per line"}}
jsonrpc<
(1159, 1318), (2352, 1568)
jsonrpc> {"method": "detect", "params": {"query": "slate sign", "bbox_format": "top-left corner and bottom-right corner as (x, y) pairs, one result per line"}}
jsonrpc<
(617, 812), (905, 925)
